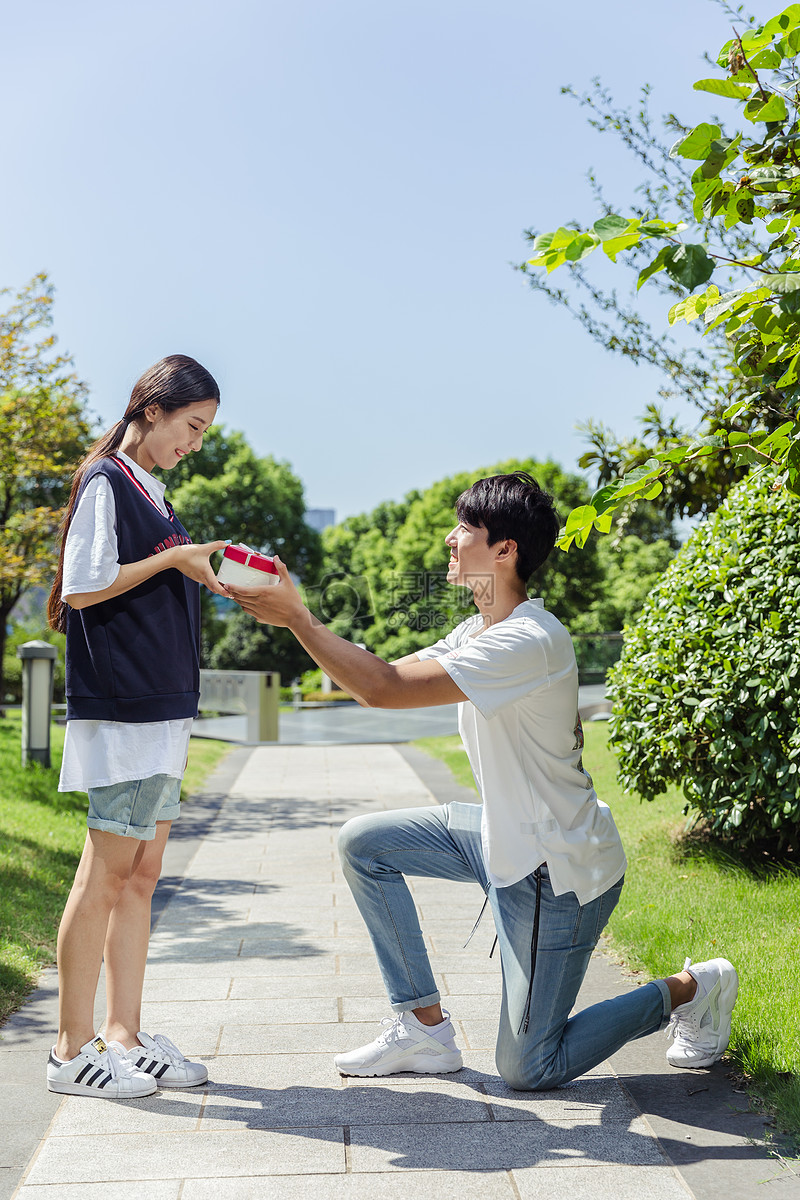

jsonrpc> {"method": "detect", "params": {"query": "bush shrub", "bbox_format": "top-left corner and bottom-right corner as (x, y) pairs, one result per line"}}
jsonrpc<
(608, 472), (800, 852)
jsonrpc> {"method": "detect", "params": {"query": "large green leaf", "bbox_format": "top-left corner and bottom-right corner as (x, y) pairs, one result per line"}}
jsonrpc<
(764, 272), (800, 294)
(664, 244), (716, 292)
(693, 78), (752, 99)
(564, 233), (599, 262)
(764, 4), (800, 38)
(592, 214), (633, 242)
(744, 93), (789, 123)
(774, 26), (800, 54)
(669, 123), (722, 160)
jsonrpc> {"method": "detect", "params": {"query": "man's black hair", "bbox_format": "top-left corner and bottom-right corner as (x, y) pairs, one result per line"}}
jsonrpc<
(455, 472), (561, 584)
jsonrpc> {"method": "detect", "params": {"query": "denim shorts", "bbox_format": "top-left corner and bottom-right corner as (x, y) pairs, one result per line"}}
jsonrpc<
(87, 775), (182, 841)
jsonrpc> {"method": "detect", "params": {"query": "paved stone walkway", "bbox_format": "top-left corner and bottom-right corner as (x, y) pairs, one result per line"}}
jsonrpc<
(2, 744), (796, 1198)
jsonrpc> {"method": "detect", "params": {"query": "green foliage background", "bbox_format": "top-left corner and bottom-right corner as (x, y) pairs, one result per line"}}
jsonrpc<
(310, 459), (614, 661)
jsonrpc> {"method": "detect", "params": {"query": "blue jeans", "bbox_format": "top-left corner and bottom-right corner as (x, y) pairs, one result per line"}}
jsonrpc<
(338, 801), (670, 1090)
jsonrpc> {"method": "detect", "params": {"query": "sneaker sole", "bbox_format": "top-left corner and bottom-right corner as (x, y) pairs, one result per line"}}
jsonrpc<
(335, 1051), (463, 1078)
(47, 1078), (157, 1098)
(152, 1071), (209, 1088)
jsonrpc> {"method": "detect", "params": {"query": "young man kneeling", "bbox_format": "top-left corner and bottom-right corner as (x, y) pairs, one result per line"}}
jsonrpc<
(227, 472), (738, 1087)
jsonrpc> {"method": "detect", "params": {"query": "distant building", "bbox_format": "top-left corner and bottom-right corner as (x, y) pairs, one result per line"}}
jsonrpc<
(305, 508), (336, 533)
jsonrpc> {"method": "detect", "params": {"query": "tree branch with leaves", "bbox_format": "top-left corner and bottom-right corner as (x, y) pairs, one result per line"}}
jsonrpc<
(526, 4), (800, 548)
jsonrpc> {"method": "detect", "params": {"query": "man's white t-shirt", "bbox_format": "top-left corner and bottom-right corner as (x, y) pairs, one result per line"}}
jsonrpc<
(417, 598), (626, 904)
(58, 452), (192, 793)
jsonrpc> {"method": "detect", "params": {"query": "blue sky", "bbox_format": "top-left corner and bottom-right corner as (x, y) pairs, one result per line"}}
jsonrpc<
(1, 0), (767, 519)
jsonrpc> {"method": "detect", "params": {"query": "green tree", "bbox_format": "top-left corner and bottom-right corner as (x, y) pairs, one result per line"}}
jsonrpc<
(0, 275), (91, 703)
(527, 4), (800, 547)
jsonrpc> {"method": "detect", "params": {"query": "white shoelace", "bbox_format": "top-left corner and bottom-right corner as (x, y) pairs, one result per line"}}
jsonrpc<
(376, 1017), (410, 1048)
(666, 957), (702, 1042)
(143, 1033), (187, 1065)
(95, 1044), (141, 1080)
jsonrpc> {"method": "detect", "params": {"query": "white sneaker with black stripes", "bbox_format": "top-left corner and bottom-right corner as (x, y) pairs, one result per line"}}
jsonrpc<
(47, 1036), (156, 1098)
(118, 1031), (209, 1088)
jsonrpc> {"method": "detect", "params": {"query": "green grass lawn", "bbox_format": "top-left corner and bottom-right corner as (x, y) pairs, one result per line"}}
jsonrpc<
(0, 713), (232, 1025)
(415, 724), (800, 1144)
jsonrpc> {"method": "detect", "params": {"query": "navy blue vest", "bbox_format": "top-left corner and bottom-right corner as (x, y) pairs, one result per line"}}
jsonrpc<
(65, 456), (201, 722)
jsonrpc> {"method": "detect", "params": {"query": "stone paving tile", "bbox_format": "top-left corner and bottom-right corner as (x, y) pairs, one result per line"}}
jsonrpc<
(440, 972), (501, 995)
(218, 1021), (383, 1055)
(182, 865), (267, 881)
(18, 1183), (182, 1200)
(142, 977), (232, 1002)
(143, 957), (341, 979)
(0, 1084), (62, 1130)
(155, 914), (252, 932)
(0, 1049), (56, 1077)
(205, 1053), (344, 1088)
(0, 1125), (47, 1171)
(48, 1092), (204, 1137)
(246, 918), (341, 938)
(483, 1076), (640, 1122)
(24, 1129), (345, 1185)
(238, 936), (365, 956)
(245, 897), (338, 917)
(458, 1017), (505, 1049)
(511, 1164), (692, 1199)
(139, 997), (338, 1026)
(228, 973), (381, 1001)
(348, 1116), (667, 1172)
(146, 936), (246, 960)
(181, 1170), (517, 1199)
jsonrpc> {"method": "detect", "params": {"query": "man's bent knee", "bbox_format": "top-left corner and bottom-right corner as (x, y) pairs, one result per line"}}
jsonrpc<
(496, 1048), (564, 1092)
(337, 814), (379, 869)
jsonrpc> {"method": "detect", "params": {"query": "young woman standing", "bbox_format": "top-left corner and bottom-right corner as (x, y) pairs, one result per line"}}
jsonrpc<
(46, 354), (227, 1098)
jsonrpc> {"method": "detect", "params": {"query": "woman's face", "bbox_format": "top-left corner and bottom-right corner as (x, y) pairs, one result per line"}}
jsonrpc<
(136, 399), (218, 472)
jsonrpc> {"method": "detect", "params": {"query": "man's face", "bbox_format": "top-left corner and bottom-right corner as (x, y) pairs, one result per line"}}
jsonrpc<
(444, 518), (496, 593)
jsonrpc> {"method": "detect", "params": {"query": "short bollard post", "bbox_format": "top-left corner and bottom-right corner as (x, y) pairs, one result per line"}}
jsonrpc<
(16, 640), (58, 767)
(253, 671), (280, 742)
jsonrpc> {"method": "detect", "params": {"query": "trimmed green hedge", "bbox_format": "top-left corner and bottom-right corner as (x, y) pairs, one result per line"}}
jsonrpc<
(609, 472), (800, 851)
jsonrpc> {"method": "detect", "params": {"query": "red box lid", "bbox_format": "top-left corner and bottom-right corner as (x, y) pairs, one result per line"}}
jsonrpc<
(222, 545), (279, 575)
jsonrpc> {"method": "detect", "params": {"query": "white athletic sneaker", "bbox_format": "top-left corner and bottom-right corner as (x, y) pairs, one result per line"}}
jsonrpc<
(334, 1009), (463, 1077)
(47, 1036), (157, 1098)
(116, 1032), (209, 1088)
(666, 957), (739, 1068)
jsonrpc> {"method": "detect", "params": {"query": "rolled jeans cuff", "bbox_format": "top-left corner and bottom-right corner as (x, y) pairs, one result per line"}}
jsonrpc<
(651, 978), (672, 1027)
(390, 990), (440, 1015)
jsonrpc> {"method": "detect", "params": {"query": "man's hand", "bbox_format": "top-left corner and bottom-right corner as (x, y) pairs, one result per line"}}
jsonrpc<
(225, 555), (306, 626)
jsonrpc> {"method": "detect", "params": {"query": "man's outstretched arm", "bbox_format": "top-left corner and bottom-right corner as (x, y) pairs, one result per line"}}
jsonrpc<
(226, 557), (465, 710)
